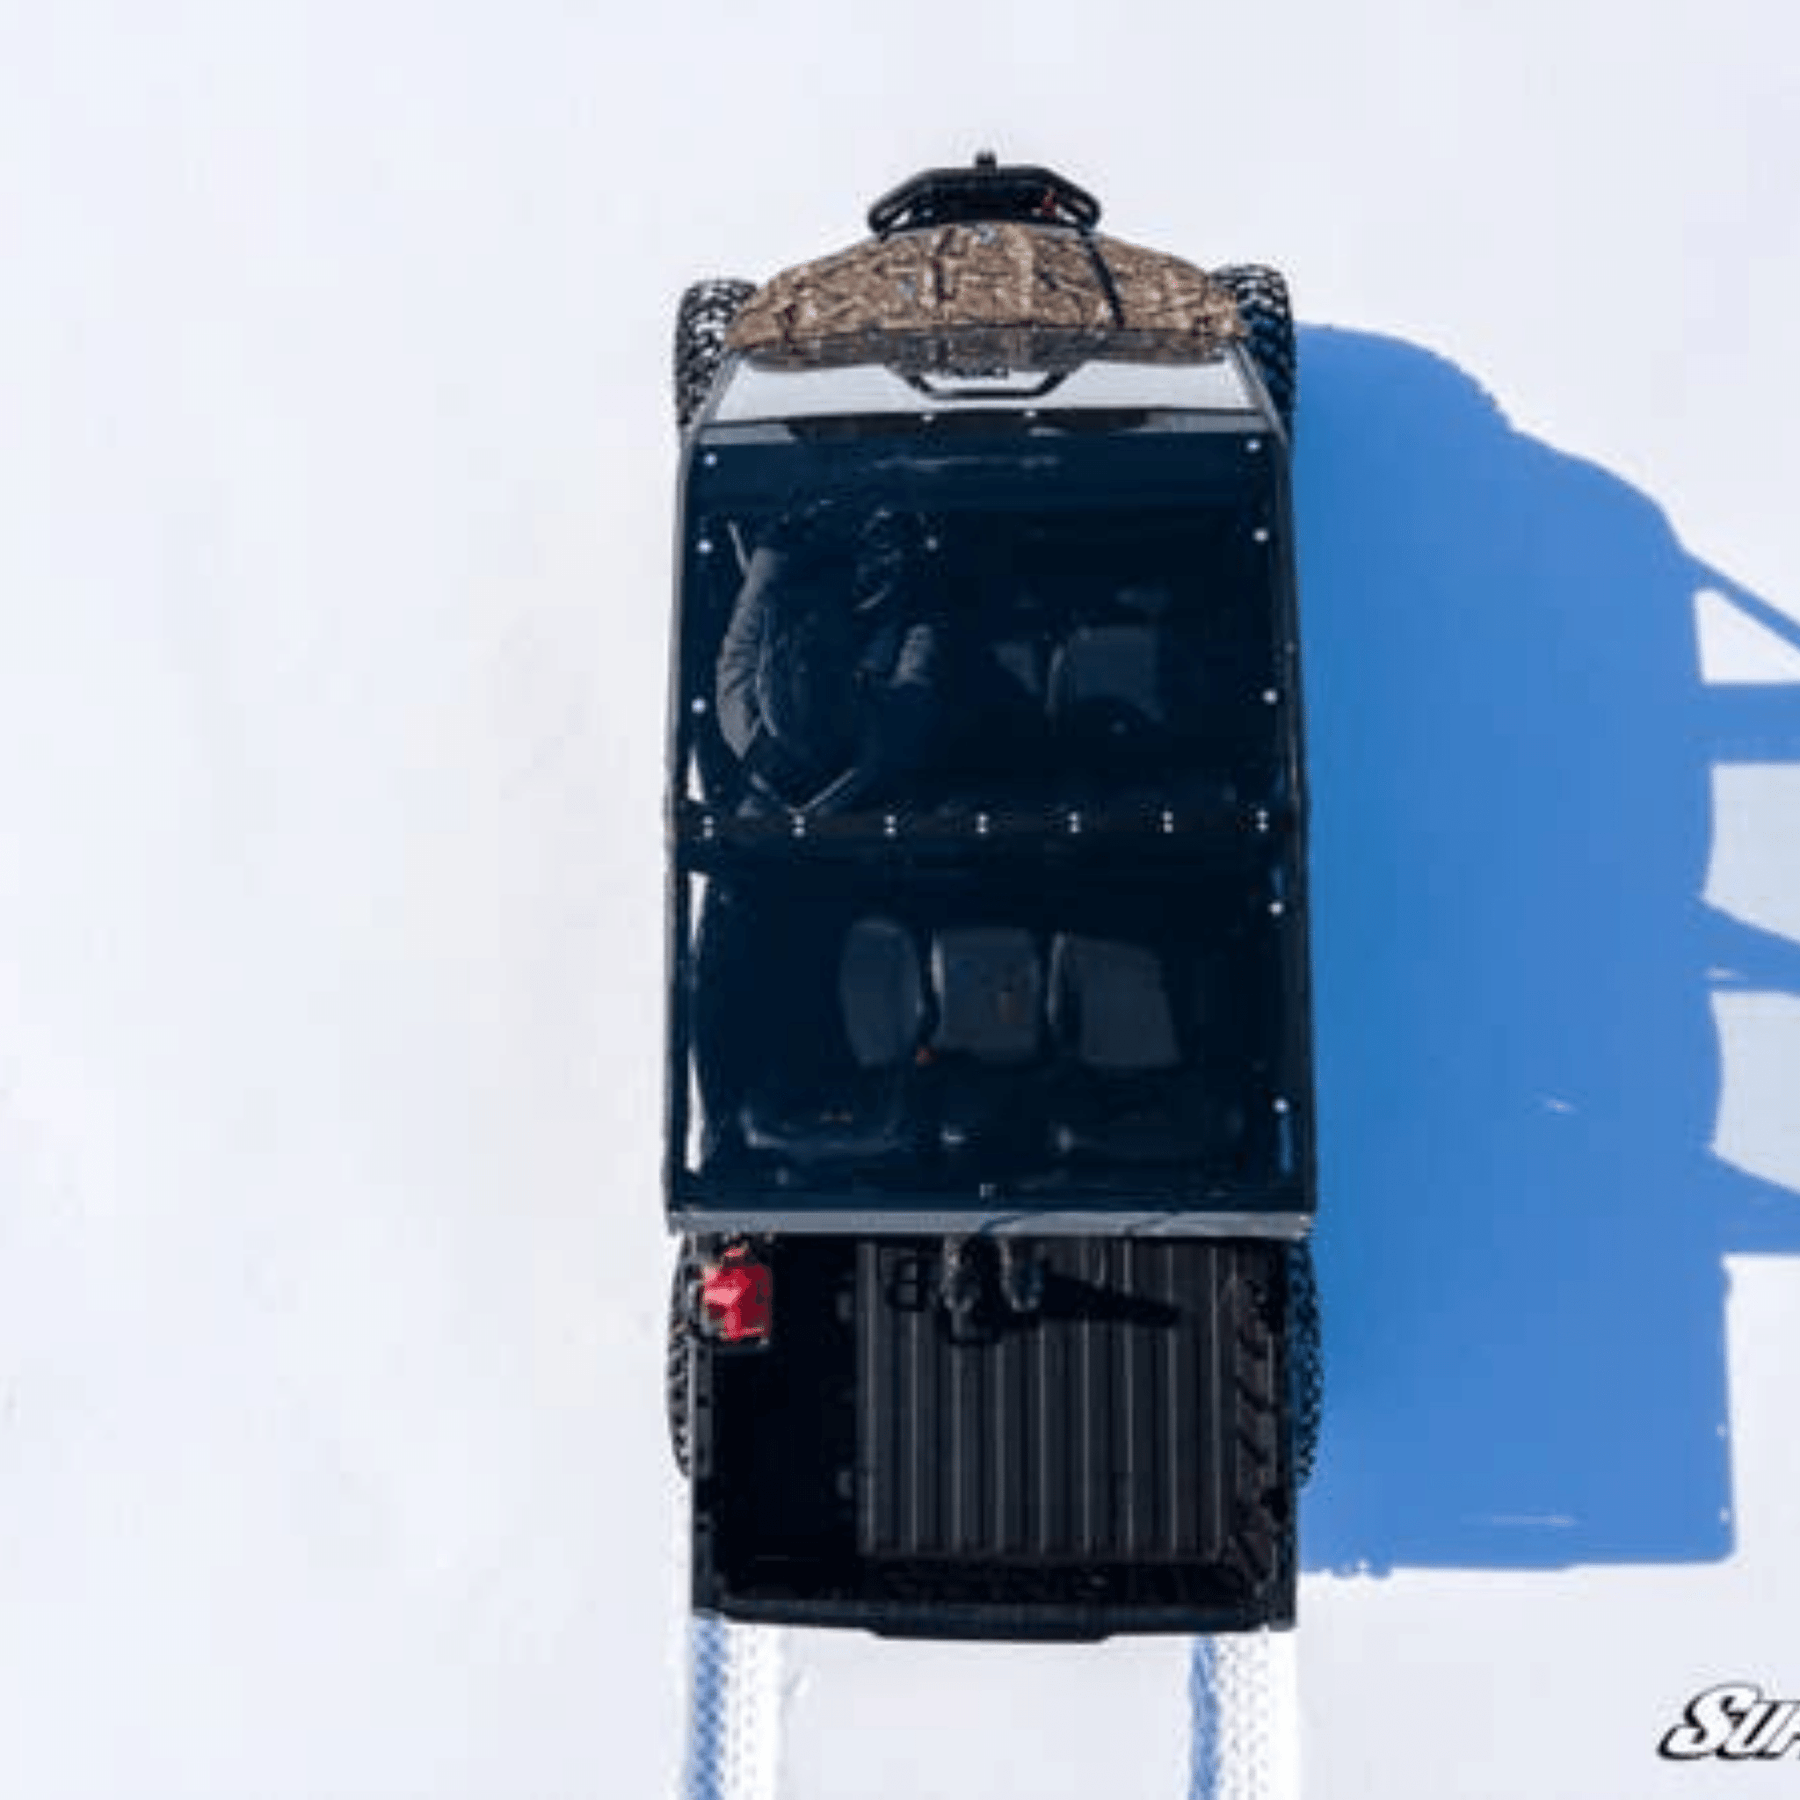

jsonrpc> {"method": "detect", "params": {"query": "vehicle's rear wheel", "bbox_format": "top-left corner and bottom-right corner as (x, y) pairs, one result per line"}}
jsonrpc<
(1212, 264), (1296, 435)
(673, 279), (757, 432)
(667, 1241), (697, 1478)
(1286, 1241), (1323, 1485)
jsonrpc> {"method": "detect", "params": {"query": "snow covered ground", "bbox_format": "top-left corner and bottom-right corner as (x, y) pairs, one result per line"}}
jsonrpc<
(2, 4), (1794, 1796)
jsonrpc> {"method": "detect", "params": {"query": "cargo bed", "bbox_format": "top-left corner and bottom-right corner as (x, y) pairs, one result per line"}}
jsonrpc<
(689, 1235), (1299, 1639)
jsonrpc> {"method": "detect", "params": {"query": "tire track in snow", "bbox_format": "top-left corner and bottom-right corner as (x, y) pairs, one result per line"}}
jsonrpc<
(1189, 1634), (1300, 1800)
(683, 1617), (781, 1800)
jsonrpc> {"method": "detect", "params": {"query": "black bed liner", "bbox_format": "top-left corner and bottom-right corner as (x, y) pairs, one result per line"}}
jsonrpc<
(691, 1235), (1297, 1639)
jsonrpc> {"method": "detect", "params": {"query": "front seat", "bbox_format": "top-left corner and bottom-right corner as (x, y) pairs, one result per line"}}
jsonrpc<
(1046, 621), (1243, 810)
(1047, 624), (1170, 761)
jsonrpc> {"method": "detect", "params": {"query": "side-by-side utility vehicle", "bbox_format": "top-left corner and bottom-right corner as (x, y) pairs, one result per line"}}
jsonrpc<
(664, 156), (1320, 1639)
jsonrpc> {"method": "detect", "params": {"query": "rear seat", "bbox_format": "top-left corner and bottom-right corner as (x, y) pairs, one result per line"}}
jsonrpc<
(737, 915), (925, 1161)
(927, 927), (1042, 1065)
(1046, 933), (1245, 1165)
(735, 916), (1246, 1174)
(739, 918), (1054, 1165)
(925, 926), (1048, 1163)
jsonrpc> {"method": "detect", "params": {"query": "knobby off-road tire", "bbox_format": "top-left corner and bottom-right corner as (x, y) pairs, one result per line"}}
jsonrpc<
(1212, 264), (1296, 436)
(1222, 1252), (1289, 1592)
(673, 279), (757, 432)
(1286, 1241), (1323, 1486)
(667, 1241), (697, 1478)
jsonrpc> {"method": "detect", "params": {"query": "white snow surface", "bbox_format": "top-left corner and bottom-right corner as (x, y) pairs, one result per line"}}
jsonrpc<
(2, 4), (1796, 1798)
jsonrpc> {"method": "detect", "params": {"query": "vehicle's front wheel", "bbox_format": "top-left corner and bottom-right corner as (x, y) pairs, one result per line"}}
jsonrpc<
(673, 279), (757, 432)
(1212, 264), (1296, 435)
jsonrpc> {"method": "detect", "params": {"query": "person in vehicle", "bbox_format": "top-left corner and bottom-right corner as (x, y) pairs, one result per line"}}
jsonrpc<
(715, 502), (945, 814)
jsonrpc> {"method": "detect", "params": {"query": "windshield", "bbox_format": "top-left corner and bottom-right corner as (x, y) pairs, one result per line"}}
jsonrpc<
(713, 354), (1257, 424)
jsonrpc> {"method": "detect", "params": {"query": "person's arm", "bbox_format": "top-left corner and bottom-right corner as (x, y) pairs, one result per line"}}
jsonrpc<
(803, 621), (944, 814)
(714, 547), (785, 760)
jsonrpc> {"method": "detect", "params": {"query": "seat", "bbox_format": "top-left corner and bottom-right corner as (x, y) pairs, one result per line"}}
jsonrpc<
(1046, 933), (1242, 1165)
(1047, 625), (1170, 755)
(926, 926), (1048, 1163)
(1047, 934), (1180, 1073)
(928, 927), (1043, 1065)
(1047, 620), (1263, 812)
(737, 916), (925, 1163)
(840, 916), (928, 1067)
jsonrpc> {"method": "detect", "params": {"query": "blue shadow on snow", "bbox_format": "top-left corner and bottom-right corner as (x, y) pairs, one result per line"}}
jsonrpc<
(1295, 328), (1800, 1572)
